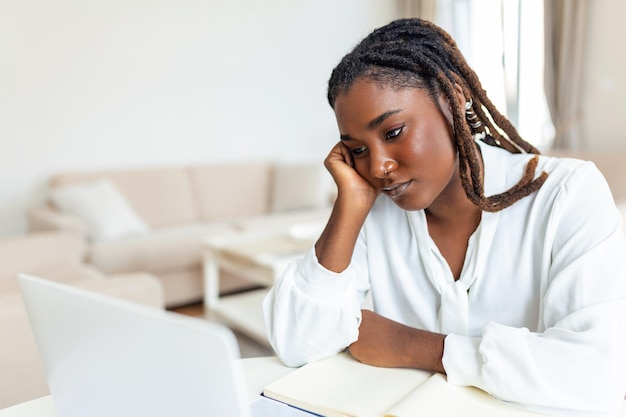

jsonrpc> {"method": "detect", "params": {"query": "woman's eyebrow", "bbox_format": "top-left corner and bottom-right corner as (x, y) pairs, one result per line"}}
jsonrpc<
(339, 109), (403, 141)
(367, 109), (402, 130)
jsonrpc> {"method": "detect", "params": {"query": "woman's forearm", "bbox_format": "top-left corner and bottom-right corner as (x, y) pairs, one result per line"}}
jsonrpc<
(315, 193), (373, 273)
(349, 310), (446, 374)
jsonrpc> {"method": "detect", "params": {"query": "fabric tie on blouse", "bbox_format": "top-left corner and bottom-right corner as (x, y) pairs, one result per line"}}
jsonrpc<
(438, 277), (473, 335)
(411, 210), (500, 336)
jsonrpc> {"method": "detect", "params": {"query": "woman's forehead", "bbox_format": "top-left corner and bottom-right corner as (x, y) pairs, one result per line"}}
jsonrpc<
(335, 80), (430, 109)
(333, 80), (435, 128)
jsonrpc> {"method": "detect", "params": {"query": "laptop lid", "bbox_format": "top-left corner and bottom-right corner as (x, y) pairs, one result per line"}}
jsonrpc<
(18, 274), (251, 417)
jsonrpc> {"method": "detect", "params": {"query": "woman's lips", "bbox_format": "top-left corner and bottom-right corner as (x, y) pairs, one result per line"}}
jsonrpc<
(382, 181), (412, 198)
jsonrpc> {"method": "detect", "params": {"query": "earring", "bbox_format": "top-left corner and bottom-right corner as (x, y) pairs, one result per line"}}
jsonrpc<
(465, 98), (502, 147)
(464, 99), (483, 130)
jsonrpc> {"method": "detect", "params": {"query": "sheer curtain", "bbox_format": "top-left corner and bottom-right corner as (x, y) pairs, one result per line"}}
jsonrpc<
(544, 0), (589, 150)
(397, 0), (554, 149)
(439, 0), (552, 149)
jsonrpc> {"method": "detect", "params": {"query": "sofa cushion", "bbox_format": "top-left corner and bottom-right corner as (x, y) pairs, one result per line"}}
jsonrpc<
(50, 180), (150, 242)
(270, 162), (333, 212)
(188, 162), (272, 221)
(51, 168), (199, 228)
(87, 222), (235, 273)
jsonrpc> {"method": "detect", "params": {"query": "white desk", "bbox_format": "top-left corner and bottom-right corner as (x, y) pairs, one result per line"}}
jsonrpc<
(0, 356), (294, 417)
(2, 356), (625, 417)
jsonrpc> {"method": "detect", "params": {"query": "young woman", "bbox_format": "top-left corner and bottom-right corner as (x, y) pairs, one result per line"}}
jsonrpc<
(264, 18), (626, 416)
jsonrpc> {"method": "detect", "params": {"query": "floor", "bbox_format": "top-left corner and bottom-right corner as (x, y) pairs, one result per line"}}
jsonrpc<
(170, 302), (274, 358)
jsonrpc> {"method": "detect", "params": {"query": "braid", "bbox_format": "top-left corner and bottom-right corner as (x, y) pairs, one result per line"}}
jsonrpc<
(327, 18), (548, 212)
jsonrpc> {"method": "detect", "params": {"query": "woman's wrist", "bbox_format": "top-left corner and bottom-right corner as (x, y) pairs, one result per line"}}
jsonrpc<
(404, 329), (446, 374)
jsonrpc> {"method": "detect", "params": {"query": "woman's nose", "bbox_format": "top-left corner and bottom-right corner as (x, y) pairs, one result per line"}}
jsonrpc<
(371, 157), (397, 179)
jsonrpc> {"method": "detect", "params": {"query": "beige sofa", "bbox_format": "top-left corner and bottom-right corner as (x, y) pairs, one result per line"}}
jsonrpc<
(0, 231), (164, 409)
(28, 161), (333, 308)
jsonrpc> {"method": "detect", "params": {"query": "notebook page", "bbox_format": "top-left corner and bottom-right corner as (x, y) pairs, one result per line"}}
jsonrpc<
(263, 352), (432, 417)
(386, 374), (541, 417)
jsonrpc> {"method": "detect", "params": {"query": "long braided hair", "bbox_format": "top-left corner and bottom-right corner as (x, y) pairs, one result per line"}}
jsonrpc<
(327, 18), (547, 212)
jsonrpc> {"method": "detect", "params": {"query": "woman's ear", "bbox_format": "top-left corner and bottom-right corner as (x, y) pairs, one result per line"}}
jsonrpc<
(441, 84), (467, 120)
(438, 84), (467, 134)
(453, 83), (466, 109)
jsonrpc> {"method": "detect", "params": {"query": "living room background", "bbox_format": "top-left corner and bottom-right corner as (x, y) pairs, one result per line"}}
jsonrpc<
(1, 0), (624, 236)
(0, 0), (397, 235)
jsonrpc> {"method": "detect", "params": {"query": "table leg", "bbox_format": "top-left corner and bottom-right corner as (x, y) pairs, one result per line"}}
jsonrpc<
(203, 249), (220, 315)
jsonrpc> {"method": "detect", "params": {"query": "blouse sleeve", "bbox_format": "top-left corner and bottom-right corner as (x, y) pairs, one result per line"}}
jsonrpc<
(443, 162), (626, 416)
(263, 232), (371, 367)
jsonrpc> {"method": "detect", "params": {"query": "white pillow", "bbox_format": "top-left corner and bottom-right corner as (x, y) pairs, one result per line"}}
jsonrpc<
(50, 179), (150, 242)
(270, 162), (332, 212)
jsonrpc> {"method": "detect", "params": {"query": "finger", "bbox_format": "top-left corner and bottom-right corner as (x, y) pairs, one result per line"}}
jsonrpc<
(339, 142), (354, 168)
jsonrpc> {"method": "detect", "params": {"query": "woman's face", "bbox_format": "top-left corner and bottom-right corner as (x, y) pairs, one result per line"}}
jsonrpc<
(333, 78), (462, 211)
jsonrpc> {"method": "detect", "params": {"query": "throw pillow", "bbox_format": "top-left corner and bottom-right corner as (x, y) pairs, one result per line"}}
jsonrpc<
(50, 179), (150, 242)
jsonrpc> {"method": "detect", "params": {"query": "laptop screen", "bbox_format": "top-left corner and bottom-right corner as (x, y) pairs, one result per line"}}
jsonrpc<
(18, 274), (251, 417)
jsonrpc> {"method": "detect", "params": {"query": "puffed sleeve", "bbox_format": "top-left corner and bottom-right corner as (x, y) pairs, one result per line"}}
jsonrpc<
(263, 233), (371, 367)
(443, 162), (626, 416)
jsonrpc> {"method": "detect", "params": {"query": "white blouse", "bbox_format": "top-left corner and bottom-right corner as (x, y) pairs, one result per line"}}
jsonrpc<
(263, 141), (626, 416)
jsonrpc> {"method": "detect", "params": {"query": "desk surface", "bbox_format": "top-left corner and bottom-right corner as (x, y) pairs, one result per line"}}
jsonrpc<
(2, 356), (625, 417)
(0, 356), (293, 417)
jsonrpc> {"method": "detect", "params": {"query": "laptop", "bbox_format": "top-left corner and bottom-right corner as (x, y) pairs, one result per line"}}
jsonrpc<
(18, 274), (309, 417)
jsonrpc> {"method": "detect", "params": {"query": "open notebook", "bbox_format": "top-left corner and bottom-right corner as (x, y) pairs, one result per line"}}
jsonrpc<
(263, 352), (432, 417)
(262, 352), (600, 417)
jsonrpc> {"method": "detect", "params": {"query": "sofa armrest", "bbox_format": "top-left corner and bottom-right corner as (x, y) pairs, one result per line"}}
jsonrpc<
(27, 205), (85, 237)
(0, 232), (88, 288)
(0, 292), (51, 408)
(75, 272), (165, 309)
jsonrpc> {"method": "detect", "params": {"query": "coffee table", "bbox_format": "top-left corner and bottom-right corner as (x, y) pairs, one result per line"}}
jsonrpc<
(202, 229), (317, 346)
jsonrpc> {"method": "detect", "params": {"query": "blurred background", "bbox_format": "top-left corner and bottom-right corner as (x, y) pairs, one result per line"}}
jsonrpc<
(0, 0), (623, 236)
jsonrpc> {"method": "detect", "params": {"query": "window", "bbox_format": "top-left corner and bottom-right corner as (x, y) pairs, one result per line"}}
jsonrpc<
(436, 0), (554, 150)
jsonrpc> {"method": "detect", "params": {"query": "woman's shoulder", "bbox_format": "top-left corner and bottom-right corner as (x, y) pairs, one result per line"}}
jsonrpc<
(537, 153), (595, 178)
(530, 153), (614, 213)
(536, 153), (606, 190)
(480, 142), (597, 196)
(483, 142), (602, 189)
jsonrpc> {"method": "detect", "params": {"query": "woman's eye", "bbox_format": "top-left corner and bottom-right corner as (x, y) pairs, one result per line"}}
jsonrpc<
(350, 146), (367, 157)
(385, 126), (404, 140)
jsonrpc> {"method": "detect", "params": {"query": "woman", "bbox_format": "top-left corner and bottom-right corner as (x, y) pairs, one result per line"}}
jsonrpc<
(263, 18), (626, 416)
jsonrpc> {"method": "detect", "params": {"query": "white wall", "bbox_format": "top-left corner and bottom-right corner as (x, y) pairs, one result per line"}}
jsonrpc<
(3, 0), (622, 236)
(0, 0), (398, 235)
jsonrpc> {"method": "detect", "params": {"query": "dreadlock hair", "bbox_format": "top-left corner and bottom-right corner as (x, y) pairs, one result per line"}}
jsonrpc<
(327, 18), (548, 212)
